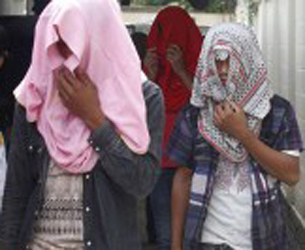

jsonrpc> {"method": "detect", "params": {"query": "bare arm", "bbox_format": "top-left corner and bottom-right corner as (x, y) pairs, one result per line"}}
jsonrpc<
(171, 167), (192, 250)
(214, 102), (300, 186)
(241, 131), (299, 186)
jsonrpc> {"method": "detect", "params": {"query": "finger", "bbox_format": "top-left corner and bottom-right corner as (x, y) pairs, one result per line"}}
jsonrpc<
(223, 101), (234, 115)
(75, 68), (87, 86)
(147, 47), (157, 52)
(168, 44), (181, 52)
(230, 101), (240, 113)
(166, 46), (175, 54)
(166, 52), (174, 61)
(149, 54), (158, 63)
(146, 50), (158, 59)
(166, 48), (179, 58)
(145, 53), (158, 65)
(166, 50), (174, 61)
(59, 96), (72, 111)
(215, 104), (226, 119)
(58, 88), (69, 105)
(169, 45), (183, 57)
(166, 56), (174, 65)
(57, 70), (75, 97)
(167, 47), (179, 57)
(61, 68), (76, 88)
(76, 70), (92, 88)
(147, 60), (158, 69)
(214, 112), (222, 127)
(57, 78), (70, 106)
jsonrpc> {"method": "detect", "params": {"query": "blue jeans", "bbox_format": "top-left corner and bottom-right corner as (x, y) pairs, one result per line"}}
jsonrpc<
(149, 168), (176, 250)
(146, 196), (156, 243)
(196, 243), (234, 250)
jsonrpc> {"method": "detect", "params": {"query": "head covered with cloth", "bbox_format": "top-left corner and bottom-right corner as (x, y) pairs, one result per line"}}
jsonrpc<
(191, 23), (273, 162)
(14, 0), (150, 173)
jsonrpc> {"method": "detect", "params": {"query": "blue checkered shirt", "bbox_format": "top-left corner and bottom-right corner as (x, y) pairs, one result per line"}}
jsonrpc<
(168, 95), (303, 250)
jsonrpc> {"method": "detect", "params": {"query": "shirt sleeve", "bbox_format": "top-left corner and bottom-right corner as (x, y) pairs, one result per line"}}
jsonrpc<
(282, 150), (300, 157)
(88, 81), (165, 199)
(274, 101), (303, 152)
(167, 107), (196, 169)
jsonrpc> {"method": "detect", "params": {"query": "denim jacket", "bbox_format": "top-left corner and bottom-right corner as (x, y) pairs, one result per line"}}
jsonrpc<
(0, 80), (165, 250)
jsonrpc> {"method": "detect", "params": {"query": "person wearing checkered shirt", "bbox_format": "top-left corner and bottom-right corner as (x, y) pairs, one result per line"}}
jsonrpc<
(169, 23), (303, 250)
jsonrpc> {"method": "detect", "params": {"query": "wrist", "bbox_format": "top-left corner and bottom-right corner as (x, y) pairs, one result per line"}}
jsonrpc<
(177, 70), (192, 90)
(238, 129), (255, 145)
(171, 240), (183, 250)
(171, 246), (182, 250)
(84, 110), (105, 131)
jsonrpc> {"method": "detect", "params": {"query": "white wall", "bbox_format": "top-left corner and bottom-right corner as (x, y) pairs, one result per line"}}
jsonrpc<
(0, 0), (27, 15)
(257, 0), (305, 221)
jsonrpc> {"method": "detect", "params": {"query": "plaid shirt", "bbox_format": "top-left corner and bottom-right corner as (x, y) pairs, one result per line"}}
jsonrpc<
(168, 95), (303, 250)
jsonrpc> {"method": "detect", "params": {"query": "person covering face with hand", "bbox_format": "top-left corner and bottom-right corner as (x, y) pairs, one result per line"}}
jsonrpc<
(169, 23), (303, 250)
(144, 6), (203, 250)
(0, 0), (164, 249)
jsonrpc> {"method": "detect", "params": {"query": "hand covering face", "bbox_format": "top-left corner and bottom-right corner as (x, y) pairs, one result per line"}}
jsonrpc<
(191, 23), (273, 162)
(14, 0), (150, 173)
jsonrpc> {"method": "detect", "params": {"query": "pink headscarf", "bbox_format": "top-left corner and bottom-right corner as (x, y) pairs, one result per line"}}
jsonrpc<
(14, 0), (150, 173)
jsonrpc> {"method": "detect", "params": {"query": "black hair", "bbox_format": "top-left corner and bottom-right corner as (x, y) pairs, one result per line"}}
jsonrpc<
(32, 0), (51, 15)
(131, 32), (148, 62)
(0, 25), (9, 55)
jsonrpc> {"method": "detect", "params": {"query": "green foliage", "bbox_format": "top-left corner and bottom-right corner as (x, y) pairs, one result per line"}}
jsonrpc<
(205, 0), (236, 13)
(144, 0), (188, 6)
(133, 0), (235, 12)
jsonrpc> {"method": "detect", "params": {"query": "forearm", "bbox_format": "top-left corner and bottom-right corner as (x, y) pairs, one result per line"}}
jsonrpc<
(171, 167), (192, 250)
(240, 131), (300, 186)
(177, 70), (192, 90)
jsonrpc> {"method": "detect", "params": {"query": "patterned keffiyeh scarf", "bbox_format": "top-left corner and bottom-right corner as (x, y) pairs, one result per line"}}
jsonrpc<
(191, 23), (273, 162)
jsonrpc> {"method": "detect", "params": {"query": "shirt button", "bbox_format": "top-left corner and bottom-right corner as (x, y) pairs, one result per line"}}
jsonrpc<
(86, 174), (90, 180)
(95, 147), (100, 152)
(28, 145), (34, 152)
(85, 206), (90, 212)
(86, 241), (92, 246)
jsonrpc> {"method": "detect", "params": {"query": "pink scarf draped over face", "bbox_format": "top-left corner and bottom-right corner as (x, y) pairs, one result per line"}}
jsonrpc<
(14, 0), (150, 173)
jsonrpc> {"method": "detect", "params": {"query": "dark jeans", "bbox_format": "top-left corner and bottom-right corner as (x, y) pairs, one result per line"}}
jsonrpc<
(146, 196), (156, 243)
(149, 168), (176, 250)
(196, 243), (234, 250)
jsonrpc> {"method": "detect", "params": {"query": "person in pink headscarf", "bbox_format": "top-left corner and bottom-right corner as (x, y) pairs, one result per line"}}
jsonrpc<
(0, 0), (164, 249)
